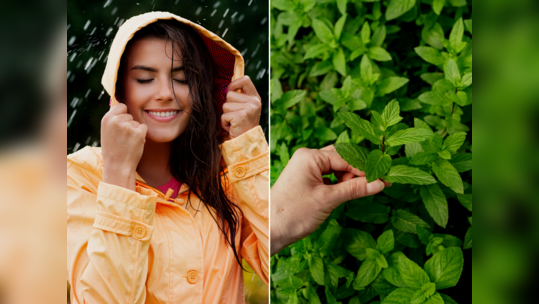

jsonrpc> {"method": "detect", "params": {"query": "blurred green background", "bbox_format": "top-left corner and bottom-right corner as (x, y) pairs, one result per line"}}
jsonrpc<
(67, 0), (268, 303)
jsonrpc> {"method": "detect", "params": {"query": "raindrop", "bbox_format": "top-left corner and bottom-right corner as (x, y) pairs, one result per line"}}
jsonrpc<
(70, 97), (80, 108)
(211, 9), (217, 17)
(251, 43), (260, 57)
(73, 143), (81, 153)
(218, 20), (224, 29)
(83, 20), (91, 31)
(231, 12), (237, 19)
(85, 136), (92, 145)
(238, 14), (244, 22)
(68, 36), (76, 46)
(92, 141), (99, 148)
(256, 68), (266, 80)
(248, 0), (253, 6)
(256, 60), (261, 69)
(98, 90), (105, 100)
(69, 52), (77, 62)
(67, 110), (77, 127)
(261, 17), (267, 25)
(111, 7), (118, 15)
(195, 7), (202, 15)
(76, 61), (83, 69)
(114, 17), (119, 25)
(222, 28), (228, 37)
(84, 58), (94, 70)
(241, 48), (248, 56)
(90, 27), (96, 35)
(118, 19), (124, 27)
(106, 27), (113, 37)
(223, 8), (229, 17)
(174, 0), (178, 4)
(103, 0), (112, 8)
(67, 24), (71, 31)
(85, 89), (91, 98)
(213, 2), (221, 8)
(67, 71), (71, 79)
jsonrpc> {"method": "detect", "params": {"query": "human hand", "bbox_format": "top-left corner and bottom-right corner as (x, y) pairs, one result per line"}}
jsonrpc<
(270, 146), (391, 256)
(101, 102), (148, 191)
(222, 76), (262, 139)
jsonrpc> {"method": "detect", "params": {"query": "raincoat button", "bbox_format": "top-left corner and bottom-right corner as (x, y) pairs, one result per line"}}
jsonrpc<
(234, 166), (246, 178)
(187, 270), (199, 284)
(133, 226), (146, 239)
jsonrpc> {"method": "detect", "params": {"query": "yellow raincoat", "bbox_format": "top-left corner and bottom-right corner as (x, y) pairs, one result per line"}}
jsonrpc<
(67, 12), (269, 304)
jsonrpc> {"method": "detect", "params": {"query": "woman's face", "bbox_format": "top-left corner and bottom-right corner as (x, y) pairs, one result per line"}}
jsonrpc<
(121, 37), (192, 143)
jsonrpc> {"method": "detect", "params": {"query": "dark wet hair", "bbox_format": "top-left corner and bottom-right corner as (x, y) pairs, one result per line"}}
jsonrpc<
(116, 20), (243, 268)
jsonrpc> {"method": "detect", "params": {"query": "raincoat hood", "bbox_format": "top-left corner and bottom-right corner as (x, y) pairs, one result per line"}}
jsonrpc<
(102, 11), (244, 114)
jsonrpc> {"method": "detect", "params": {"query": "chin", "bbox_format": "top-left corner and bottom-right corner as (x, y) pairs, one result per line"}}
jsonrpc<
(146, 131), (182, 143)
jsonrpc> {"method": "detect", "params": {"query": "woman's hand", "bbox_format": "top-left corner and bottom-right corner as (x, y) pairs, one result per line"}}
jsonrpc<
(222, 76), (262, 140)
(101, 102), (147, 191)
(270, 146), (390, 256)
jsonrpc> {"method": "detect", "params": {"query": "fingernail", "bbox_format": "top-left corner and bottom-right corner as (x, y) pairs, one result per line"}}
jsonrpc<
(366, 180), (385, 194)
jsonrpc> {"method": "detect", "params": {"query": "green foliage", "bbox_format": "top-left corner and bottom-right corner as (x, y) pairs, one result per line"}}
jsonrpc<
(271, 0), (471, 302)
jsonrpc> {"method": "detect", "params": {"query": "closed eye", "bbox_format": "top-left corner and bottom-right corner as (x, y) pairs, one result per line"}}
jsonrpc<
(137, 79), (153, 84)
(174, 79), (188, 84)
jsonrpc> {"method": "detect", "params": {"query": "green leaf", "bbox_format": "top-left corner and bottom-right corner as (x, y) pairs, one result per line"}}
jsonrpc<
(310, 59), (334, 77)
(457, 193), (472, 211)
(337, 0), (347, 15)
(338, 111), (383, 144)
(386, 0), (417, 21)
(381, 288), (415, 304)
(354, 259), (382, 289)
(444, 58), (461, 87)
(346, 203), (391, 224)
(444, 132), (467, 153)
(432, 0), (445, 15)
(391, 209), (430, 234)
(449, 153), (472, 172)
(432, 159), (464, 194)
(420, 184), (449, 228)
(424, 247), (464, 289)
(423, 292), (444, 304)
(273, 90), (306, 110)
(360, 55), (374, 83)
(311, 18), (334, 44)
(383, 252), (409, 288)
(410, 289), (427, 304)
(335, 143), (370, 172)
(417, 226), (433, 245)
(371, 25), (387, 47)
(449, 18), (464, 52)
(410, 152), (439, 165)
(316, 219), (343, 257)
(437, 150), (451, 159)
(314, 126), (337, 141)
(464, 226), (472, 249)
(308, 254), (325, 286)
(303, 284), (322, 304)
(333, 48), (347, 76)
(344, 229), (378, 261)
(415, 46), (445, 66)
(304, 44), (331, 60)
(383, 165), (437, 185)
(378, 77), (409, 95)
(464, 19), (473, 34)
(397, 254), (431, 289)
(386, 128), (434, 146)
(368, 47), (392, 61)
(377, 230), (395, 254)
(361, 21), (371, 44)
(440, 293), (459, 304)
(372, 273), (398, 295)
(334, 14), (347, 41)
(279, 142), (290, 167)
(422, 22), (444, 50)
(461, 73), (472, 88)
(366, 149), (392, 182)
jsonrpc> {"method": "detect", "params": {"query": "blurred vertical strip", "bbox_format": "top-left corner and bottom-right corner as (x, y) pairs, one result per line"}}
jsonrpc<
(0, 0), (66, 304)
(474, 0), (539, 303)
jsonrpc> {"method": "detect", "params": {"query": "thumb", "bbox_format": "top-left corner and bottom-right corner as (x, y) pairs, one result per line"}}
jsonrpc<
(325, 177), (385, 208)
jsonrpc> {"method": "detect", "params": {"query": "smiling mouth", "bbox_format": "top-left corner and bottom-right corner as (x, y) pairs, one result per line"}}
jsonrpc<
(145, 110), (180, 117)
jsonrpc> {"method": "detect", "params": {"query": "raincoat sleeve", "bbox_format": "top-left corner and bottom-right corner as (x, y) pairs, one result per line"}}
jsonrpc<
(67, 151), (157, 304)
(221, 125), (269, 285)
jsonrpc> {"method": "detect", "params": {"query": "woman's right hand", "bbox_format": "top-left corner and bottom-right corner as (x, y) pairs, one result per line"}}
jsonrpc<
(101, 103), (147, 191)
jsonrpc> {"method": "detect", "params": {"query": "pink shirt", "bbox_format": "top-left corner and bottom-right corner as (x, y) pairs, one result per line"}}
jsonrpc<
(155, 177), (182, 198)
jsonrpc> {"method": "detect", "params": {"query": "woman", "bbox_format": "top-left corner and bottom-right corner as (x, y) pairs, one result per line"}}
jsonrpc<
(67, 12), (268, 304)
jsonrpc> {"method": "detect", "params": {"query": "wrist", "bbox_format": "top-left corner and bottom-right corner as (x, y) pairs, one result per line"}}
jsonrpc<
(103, 164), (136, 191)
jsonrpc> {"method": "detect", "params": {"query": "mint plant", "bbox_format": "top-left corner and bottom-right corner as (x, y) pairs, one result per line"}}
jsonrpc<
(271, 0), (472, 303)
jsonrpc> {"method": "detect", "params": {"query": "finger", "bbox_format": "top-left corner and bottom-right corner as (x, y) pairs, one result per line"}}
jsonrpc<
(320, 145), (336, 151)
(228, 76), (260, 98)
(226, 91), (261, 104)
(323, 177), (333, 185)
(338, 172), (357, 183)
(325, 177), (385, 207)
(137, 123), (148, 135)
(313, 150), (364, 177)
(222, 100), (258, 113)
(125, 120), (140, 129)
(109, 102), (127, 115)
(221, 112), (234, 132)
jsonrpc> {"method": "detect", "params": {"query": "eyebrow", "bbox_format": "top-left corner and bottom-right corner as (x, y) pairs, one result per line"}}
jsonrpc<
(131, 65), (185, 72)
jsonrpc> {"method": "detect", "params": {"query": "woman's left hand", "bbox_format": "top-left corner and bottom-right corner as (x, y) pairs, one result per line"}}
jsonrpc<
(222, 76), (262, 140)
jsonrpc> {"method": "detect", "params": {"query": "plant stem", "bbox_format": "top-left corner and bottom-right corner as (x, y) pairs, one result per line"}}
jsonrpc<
(382, 136), (385, 153)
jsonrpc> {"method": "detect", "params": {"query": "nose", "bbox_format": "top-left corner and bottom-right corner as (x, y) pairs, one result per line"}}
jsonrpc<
(156, 77), (174, 102)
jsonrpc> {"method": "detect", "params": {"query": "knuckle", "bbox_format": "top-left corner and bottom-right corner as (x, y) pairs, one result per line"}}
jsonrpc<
(349, 180), (367, 199)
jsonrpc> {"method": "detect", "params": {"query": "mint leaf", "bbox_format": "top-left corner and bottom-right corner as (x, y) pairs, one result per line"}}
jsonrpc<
(338, 111), (383, 144)
(308, 254), (325, 286)
(423, 292), (444, 304)
(381, 287), (415, 304)
(344, 229), (378, 261)
(449, 18), (464, 52)
(304, 284), (322, 304)
(361, 21), (371, 44)
(368, 47), (392, 61)
(381, 99), (403, 127)
(314, 127), (337, 141)
(311, 18), (334, 44)
(304, 44), (331, 60)
(333, 47), (347, 76)
(354, 259), (382, 289)
(377, 230), (395, 254)
(443, 132), (467, 153)
(464, 226), (472, 249)
(410, 289), (427, 304)
(437, 150), (451, 159)
(391, 209), (430, 234)
(315, 220), (343, 257)
(360, 55), (374, 83)
(372, 110), (386, 130)
(414, 117), (433, 131)
(449, 153), (472, 172)
(432, 0), (445, 15)
(386, 0), (416, 21)
(440, 293), (459, 304)
(273, 90), (306, 110)
(397, 254), (431, 289)
(432, 159), (464, 194)
(334, 143), (370, 172)
(334, 14), (347, 41)
(415, 46), (444, 66)
(417, 226), (433, 245)
(410, 152), (439, 165)
(366, 149), (392, 182)
(420, 184), (449, 228)
(346, 203), (390, 224)
(444, 59), (461, 87)
(421, 133), (443, 153)
(457, 193), (472, 211)
(337, 0), (347, 15)
(386, 128), (434, 146)
(424, 247), (464, 290)
(378, 77), (409, 96)
(383, 165), (437, 185)
(405, 142), (423, 157)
